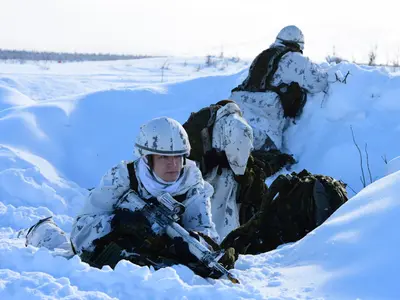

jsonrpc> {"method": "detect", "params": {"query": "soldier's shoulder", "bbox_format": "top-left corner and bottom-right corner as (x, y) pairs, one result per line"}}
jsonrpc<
(280, 51), (306, 62)
(100, 160), (131, 185)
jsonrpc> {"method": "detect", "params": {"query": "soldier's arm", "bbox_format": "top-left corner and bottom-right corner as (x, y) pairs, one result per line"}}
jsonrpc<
(212, 103), (253, 176)
(70, 162), (131, 253)
(181, 182), (220, 243)
(70, 213), (114, 254)
(278, 52), (329, 94)
(83, 161), (131, 213)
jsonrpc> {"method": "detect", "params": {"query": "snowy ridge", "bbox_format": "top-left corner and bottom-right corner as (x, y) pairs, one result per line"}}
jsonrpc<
(0, 57), (400, 299)
(285, 62), (400, 195)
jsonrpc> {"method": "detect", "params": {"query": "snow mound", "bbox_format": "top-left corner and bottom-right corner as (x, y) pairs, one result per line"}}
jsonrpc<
(387, 156), (400, 175)
(0, 85), (35, 111)
(0, 74), (241, 188)
(1, 58), (400, 299)
(0, 145), (86, 232)
(248, 169), (400, 299)
(286, 62), (400, 195)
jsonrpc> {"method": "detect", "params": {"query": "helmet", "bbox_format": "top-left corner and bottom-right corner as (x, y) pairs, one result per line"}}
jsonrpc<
(135, 117), (191, 157)
(276, 25), (304, 50)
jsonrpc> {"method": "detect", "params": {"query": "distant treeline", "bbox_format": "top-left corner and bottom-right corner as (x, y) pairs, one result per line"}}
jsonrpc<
(0, 49), (154, 62)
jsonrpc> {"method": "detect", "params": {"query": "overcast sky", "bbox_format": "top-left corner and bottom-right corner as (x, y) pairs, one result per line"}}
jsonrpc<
(2, 0), (399, 63)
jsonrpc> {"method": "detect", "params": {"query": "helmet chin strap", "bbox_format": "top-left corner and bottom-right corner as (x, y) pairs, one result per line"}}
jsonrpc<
(144, 155), (153, 168)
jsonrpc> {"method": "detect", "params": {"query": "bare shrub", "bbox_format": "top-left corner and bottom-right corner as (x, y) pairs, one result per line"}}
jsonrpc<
(368, 45), (378, 66)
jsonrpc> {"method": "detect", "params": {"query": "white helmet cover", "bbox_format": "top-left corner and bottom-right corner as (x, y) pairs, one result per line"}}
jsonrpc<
(135, 117), (191, 157)
(276, 25), (304, 50)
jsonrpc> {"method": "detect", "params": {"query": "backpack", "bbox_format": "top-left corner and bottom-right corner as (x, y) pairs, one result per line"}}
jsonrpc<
(183, 101), (296, 177)
(235, 149), (296, 224)
(232, 46), (307, 119)
(183, 102), (297, 223)
(221, 169), (348, 254)
(183, 101), (235, 175)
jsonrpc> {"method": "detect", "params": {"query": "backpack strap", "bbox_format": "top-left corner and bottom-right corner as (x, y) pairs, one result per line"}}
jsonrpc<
(260, 174), (293, 212)
(264, 48), (307, 118)
(200, 105), (219, 155)
(127, 161), (139, 192)
(263, 48), (292, 92)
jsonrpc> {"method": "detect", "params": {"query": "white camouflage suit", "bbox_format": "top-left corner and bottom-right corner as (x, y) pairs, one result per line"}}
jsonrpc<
(230, 41), (330, 150)
(70, 158), (219, 253)
(25, 158), (219, 254)
(204, 102), (254, 240)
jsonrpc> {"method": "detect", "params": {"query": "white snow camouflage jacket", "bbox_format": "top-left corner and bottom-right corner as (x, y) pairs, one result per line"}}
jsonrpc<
(205, 102), (253, 240)
(212, 102), (253, 176)
(70, 158), (219, 253)
(230, 42), (331, 150)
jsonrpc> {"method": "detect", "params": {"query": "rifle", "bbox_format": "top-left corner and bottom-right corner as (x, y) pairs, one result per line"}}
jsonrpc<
(121, 191), (239, 284)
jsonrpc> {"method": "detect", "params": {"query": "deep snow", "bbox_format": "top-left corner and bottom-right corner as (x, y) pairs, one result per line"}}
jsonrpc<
(1, 56), (400, 299)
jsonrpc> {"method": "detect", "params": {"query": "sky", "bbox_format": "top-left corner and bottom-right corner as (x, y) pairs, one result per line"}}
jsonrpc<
(2, 0), (400, 64)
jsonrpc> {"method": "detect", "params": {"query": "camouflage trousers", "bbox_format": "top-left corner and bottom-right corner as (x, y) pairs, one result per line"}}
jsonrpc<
(22, 217), (72, 252)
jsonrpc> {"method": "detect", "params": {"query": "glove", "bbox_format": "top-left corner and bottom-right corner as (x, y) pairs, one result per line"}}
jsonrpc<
(172, 236), (197, 265)
(218, 247), (237, 270)
(172, 236), (221, 278)
(111, 208), (170, 252)
(111, 209), (154, 239)
(172, 233), (237, 279)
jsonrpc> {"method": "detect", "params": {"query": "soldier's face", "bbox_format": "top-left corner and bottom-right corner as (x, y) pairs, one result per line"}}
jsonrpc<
(152, 155), (183, 182)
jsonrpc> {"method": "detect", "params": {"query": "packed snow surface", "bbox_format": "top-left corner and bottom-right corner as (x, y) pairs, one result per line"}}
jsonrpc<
(1, 57), (400, 299)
